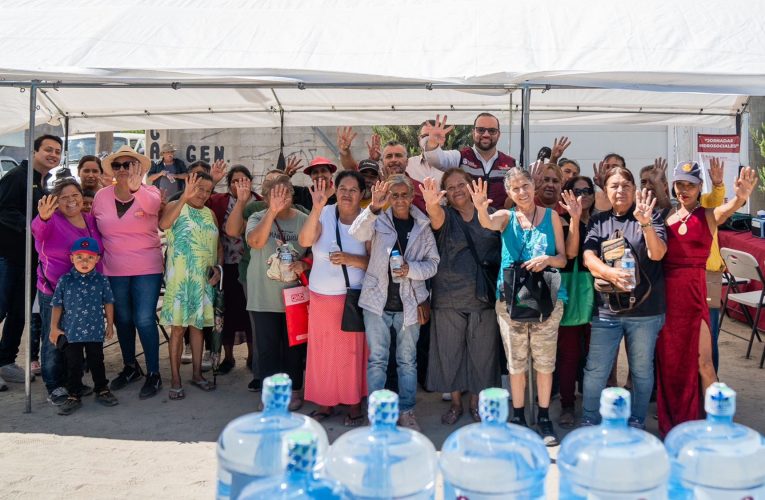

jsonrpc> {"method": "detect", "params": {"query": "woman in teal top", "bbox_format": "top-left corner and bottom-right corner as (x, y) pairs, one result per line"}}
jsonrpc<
(468, 167), (567, 447)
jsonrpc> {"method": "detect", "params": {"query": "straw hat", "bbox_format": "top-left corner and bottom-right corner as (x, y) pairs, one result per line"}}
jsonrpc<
(102, 145), (151, 176)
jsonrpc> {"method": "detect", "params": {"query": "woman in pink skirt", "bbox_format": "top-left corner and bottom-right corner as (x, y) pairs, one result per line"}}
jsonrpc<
(298, 169), (370, 426)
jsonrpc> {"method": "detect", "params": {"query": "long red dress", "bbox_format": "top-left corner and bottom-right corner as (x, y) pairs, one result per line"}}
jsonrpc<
(656, 208), (712, 436)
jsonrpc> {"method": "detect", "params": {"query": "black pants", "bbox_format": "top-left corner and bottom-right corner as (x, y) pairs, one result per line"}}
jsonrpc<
(64, 342), (108, 395)
(249, 311), (306, 390)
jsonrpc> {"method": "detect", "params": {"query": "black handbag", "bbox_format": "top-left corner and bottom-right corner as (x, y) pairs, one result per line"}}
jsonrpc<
(456, 214), (499, 305)
(335, 207), (365, 332)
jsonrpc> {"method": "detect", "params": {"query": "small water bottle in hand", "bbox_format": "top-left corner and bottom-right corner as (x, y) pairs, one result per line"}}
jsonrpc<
(329, 240), (341, 264)
(279, 244), (294, 282)
(390, 249), (404, 283)
(621, 248), (636, 291)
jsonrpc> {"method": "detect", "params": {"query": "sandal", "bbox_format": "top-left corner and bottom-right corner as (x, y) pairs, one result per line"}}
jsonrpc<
(469, 407), (481, 423)
(190, 379), (216, 392)
(441, 406), (464, 425)
(169, 387), (185, 400)
(308, 409), (334, 422)
(344, 413), (366, 427)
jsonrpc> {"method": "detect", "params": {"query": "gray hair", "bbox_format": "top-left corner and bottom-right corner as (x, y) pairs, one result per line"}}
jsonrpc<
(503, 167), (533, 192)
(387, 174), (414, 195)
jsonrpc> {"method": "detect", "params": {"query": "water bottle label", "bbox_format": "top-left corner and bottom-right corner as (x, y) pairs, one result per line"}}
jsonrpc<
(216, 472), (231, 499)
(693, 484), (765, 499)
(445, 481), (544, 499)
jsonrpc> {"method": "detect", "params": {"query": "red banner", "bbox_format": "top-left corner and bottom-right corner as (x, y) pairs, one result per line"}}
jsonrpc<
(697, 134), (740, 153)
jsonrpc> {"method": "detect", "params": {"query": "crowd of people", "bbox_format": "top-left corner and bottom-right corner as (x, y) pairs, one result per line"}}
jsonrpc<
(0, 114), (755, 444)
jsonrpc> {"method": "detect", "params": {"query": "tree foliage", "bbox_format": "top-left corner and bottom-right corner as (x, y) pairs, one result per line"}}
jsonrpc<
(372, 124), (474, 156)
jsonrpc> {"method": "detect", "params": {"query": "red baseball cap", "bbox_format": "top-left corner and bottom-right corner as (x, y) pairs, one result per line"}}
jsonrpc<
(304, 156), (337, 175)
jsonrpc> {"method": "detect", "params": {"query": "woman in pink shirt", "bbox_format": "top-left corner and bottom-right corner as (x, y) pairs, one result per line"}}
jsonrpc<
(92, 146), (164, 400)
(32, 178), (102, 405)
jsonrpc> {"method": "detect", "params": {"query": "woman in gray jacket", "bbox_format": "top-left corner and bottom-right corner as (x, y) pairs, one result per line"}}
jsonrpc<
(349, 174), (440, 432)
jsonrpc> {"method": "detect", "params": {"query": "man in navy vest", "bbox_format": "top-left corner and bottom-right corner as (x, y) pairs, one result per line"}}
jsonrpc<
(421, 113), (516, 209)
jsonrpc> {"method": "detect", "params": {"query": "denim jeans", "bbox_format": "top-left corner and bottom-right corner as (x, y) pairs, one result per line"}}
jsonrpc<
(582, 313), (664, 424)
(108, 274), (162, 374)
(38, 292), (66, 393)
(708, 307), (720, 372)
(364, 309), (420, 412)
(0, 256), (25, 367)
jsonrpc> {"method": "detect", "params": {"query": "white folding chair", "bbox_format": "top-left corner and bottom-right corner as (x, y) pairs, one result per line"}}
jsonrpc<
(720, 248), (765, 368)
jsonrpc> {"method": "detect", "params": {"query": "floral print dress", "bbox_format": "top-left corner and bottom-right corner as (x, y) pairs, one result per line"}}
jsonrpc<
(161, 203), (219, 329)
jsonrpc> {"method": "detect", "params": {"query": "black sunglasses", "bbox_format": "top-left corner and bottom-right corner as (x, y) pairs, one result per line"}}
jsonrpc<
(111, 160), (136, 171)
(573, 187), (594, 196)
(474, 127), (500, 136)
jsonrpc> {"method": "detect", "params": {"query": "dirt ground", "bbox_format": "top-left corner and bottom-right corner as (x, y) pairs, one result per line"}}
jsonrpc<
(1, 316), (763, 499)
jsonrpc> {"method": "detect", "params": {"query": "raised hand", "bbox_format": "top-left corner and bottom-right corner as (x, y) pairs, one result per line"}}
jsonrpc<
(309, 177), (335, 209)
(366, 133), (382, 162)
(419, 177), (446, 207)
(268, 183), (292, 214)
(633, 188), (657, 225)
(551, 136), (571, 162)
(285, 156), (303, 177)
(127, 162), (143, 192)
(233, 178), (253, 203)
(558, 189), (582, 220)
(466, 178), (492, 211)
(211, 160), (228, 185)
(709, 157), (724, 186)
(648, 157), (668, 187)
(181, 172), (200, 201)
(733, 166), (757, 201)
(37, 194), (58, 221)
(369, 180), (390, 211)
(422, 114), (454, 150)
(336, 126), (357, 154)
(529, 159), (545, 188)
(592, 160), (607, 189)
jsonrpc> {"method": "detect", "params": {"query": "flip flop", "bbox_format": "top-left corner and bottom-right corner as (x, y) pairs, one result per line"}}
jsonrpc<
(344, 413), (366, 427)
(169, 387), (185, 400)
(190, 379), (216, 392)
(308, 409), (334, 422)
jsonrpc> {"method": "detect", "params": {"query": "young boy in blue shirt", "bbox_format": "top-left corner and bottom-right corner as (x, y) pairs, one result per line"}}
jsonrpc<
(49, 237), (118, 415)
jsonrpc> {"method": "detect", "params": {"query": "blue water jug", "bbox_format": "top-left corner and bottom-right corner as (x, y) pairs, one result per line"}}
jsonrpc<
(558, 387), (669, 499)
(440, 387), (550, 499)
(665, 382), (765, 499)
(325, 389), (437, 499)
(216, 373), (329, 499)
(238, 431), (346, 499)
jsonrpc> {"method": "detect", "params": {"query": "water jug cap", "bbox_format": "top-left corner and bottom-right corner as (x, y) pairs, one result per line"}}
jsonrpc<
(262, 373), (292, 410)
(705, 382), (736, 416)
(286, 431), (317, 472)
(368, 390), (399, 426)
(391, 249), (400, 256)
(478, 387), (510, 423)
(600, 387), (631, 419)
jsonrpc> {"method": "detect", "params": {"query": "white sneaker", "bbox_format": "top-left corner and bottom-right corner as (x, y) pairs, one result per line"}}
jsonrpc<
(441, 392), (452, 401)
(201, 351), (212, 372)
(397, 410), (422, 432)
(0, 375), (7, 392)
(180, 344), (192, 364)
(0, 363), (32, 383)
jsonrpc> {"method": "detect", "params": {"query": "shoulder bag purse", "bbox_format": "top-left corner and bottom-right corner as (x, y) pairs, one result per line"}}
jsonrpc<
(335, 207), (365, 332)
(593, 229), (652, 314)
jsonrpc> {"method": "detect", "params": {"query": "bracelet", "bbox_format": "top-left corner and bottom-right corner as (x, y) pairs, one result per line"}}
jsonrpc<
(640, 222), (651, 228)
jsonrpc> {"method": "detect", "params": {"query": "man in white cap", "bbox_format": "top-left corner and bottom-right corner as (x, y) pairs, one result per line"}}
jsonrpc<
(147, 143), (188, 198)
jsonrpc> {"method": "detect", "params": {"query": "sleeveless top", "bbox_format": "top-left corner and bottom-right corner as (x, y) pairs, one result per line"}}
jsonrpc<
(664, 208), (712, 271)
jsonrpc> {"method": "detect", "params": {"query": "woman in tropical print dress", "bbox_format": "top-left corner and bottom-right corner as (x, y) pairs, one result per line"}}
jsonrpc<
(159, 172), (222, 400)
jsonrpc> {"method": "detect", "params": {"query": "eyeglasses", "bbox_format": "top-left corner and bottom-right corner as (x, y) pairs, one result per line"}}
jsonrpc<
(111, 160), (137, 170)
(474, 127), (499, 136)
(573, 187), (594, 196)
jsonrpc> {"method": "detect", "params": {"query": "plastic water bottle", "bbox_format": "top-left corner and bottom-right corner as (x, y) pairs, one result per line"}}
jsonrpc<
(238, 431), (346, 499)
(390, 249), (404, 283)
(532, 235), (547, 259)
(621, 247), (636, 290)
(325, 390), (437, 499)
(665, 382), (765, 499)
(216, 374), (329, 500)
(558, 388), (669, 499)
(440, 387), (550, 499)
(279, 244), (294, 281)
(328, 240), (341, 264)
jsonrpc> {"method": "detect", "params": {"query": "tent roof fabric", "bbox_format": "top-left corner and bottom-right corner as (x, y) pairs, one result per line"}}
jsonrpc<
(0, 0), (762, 133)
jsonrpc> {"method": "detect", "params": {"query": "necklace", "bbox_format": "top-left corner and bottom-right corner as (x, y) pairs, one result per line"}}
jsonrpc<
(675, 202), (700, 236)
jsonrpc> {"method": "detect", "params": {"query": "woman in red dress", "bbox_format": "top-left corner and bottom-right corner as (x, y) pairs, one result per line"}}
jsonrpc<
(656, 159), (756, 436)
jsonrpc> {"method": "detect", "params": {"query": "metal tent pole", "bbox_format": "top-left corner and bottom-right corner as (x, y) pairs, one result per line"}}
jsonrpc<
(23, 81), (39, 413)
(520, 86), (531, 169)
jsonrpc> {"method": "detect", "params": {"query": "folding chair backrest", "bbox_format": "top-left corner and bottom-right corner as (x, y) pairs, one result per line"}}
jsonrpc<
(721, 248), (764, 283)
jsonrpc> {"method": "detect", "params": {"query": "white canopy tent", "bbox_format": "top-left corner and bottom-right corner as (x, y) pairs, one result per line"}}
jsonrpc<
(2, 0), (764, 411)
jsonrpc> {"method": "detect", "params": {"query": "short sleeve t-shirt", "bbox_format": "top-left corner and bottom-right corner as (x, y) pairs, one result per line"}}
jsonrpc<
(308, 204), (367, 295)
(583, 207), (667, 318)
(51, 268), (115, 343)
(244, 209), (308, 312)
(384, 215), (414, 312)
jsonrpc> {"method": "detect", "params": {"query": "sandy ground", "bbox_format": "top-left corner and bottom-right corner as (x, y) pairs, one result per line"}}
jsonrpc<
(1, 317), (763, 499)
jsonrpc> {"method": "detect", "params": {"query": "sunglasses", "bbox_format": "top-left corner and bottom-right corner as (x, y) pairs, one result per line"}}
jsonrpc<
(573, 187), (594, 196)
(474, 127), (500, 136)
(111, 161), (137, 171)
